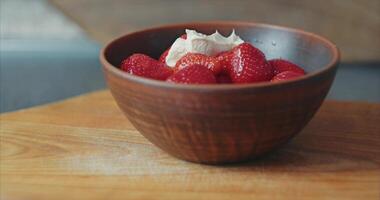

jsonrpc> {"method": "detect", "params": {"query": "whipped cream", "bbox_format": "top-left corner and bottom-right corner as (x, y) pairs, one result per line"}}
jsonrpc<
(165, 29), (244, 67)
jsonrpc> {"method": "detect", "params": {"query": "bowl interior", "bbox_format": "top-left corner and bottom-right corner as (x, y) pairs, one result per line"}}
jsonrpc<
(104, 22), (337, 75)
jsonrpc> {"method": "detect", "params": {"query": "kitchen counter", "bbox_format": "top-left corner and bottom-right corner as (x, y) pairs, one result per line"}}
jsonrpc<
(1, 90), (379, 199)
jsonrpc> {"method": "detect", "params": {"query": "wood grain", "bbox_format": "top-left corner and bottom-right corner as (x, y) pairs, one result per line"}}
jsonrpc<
(49, 0), (380, 62)
(1, 90), (379, 199)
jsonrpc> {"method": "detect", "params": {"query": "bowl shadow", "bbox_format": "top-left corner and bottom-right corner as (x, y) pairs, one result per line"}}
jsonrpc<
(202, 128), (378, 173)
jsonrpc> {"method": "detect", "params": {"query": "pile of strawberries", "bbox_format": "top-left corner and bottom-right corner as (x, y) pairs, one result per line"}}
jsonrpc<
(120, 34), (305, 84)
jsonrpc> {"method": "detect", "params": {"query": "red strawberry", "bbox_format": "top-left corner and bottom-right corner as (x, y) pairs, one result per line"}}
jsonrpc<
(167, 64), (216, 84)
(215, 50), (233, 74)
(269, 59), (305, 75)
(271, 71), (304, 82)
(175, 53), (222, 75)
(159, 48), (170, 63)
(120, 53), (173, 80)
(229, 43), (274, 83)
(180, 34), (187, 39)
(216, 73), (232, 84)
(158, 34), (187, 63)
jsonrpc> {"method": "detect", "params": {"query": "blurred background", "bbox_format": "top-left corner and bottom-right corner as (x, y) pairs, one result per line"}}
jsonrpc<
(1, 0), (379, 112)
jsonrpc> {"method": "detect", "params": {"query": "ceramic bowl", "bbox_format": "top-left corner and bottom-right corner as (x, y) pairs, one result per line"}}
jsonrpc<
(100, 22), (339, 164)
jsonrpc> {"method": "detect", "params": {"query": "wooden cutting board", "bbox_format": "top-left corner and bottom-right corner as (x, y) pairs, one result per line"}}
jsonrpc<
(1, 90), (379, 200)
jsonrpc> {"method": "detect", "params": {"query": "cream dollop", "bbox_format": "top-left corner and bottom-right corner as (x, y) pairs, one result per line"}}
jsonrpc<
(165, 29), (244, 67)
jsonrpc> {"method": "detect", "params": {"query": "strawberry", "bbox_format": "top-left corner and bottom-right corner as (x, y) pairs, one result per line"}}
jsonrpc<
(180, 34), (187, 39)
(120, 53), (173, 80)
(158, 48), (170, 63)
(166, 64), (216, 84)
(175, 53), (222, 75)
(216, 73), (232, 84)
(158, 34), (187, 64)
(229, 43), (274, 83)
(268, 59), (305, 75)
(271, 71), (304, 82)
(215, 50), (233, 74)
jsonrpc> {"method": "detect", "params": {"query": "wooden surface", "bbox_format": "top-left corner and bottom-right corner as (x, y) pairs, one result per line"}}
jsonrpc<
(49, 0), (380, 62)
(1, 90), (379, 200)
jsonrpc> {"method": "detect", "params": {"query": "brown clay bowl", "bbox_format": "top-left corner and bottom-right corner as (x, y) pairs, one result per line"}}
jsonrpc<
(100, 22), (339, 164)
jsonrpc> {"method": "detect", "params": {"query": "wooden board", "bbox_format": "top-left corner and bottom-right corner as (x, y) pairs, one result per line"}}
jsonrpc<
(49, 0), (380, 62)
(1, 90), (379, 200)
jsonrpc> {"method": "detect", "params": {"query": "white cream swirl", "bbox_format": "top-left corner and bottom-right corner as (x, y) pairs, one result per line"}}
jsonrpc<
(165, 29), (244, 67)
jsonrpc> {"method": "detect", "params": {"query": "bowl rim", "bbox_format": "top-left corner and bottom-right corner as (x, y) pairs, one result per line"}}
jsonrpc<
(100, 21), (340, 90)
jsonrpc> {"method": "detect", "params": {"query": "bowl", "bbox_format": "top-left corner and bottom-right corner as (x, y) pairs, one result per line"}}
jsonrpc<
(100, 22), (339, 164)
